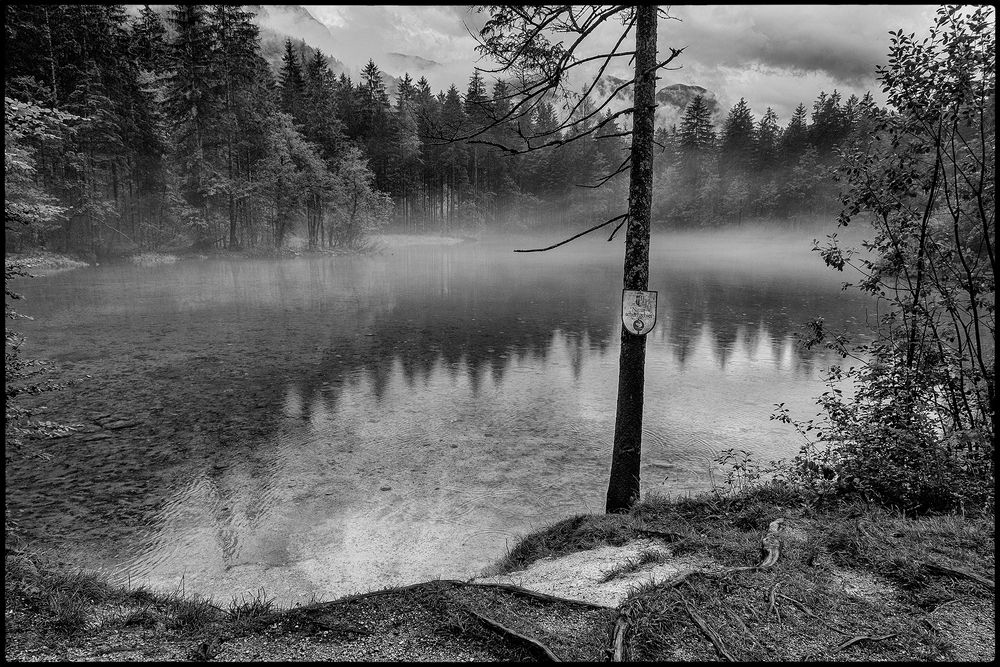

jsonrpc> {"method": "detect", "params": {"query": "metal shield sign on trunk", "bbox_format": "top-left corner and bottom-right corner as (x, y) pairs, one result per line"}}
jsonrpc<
(622, 289), (657, 335)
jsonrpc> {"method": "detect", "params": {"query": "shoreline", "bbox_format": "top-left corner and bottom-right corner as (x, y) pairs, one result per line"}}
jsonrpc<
(5, 486), (994, 662)
(5, 233), (472, 275)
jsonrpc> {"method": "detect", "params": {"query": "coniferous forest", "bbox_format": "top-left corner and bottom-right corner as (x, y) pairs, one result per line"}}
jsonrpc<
(7, 4), (875, 257)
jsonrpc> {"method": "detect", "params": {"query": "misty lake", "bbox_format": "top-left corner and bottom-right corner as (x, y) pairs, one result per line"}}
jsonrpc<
(7, 228), (871, 606)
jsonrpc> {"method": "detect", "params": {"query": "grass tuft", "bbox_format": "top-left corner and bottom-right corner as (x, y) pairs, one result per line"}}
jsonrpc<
(487, 513), (637, 575)
(228, 588), (276, 622)
(599, 549), (672, 583)
(162, 590), (223, 635)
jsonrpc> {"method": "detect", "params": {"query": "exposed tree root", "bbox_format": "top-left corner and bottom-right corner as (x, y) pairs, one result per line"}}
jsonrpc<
(766, 581), (782, 622)
(458, 603), (562, 661)
(921, 561), (995, 591)
(463, 581), (610, 609)
(757, 518), (784, 567)
(723, 518), (785, 575)
(606, 517), (786, 660)
(611, 614), (628, 662)
(725, 607), (762, 649)
(775, 593), (855, 638)
(833, 633), (897, 653)
(679, 590), (736, 661)
(777, 592), (815, 618)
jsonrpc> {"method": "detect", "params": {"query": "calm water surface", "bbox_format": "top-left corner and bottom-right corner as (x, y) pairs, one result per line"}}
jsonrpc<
(7, 229), (870, 605)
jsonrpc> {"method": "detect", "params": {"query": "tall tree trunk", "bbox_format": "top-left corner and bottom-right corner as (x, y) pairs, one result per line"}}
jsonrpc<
(606, 4), (657, 514)
(42, 5), (58, 103)
(228, 139), (237, 249)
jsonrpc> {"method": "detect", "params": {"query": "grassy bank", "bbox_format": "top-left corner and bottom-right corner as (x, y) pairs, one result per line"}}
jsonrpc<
(5, 484), (993, 661)
(491, 485), (994, 661)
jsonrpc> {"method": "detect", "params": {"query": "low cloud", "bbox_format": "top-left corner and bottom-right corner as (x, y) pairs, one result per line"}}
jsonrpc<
(299, 5), (937, 121)
(664, 5), (935, 86)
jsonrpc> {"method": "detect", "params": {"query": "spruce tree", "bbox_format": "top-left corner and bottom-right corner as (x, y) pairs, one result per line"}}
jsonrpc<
(754, 107), (780, 172)
(780, 102), (810, 162)
(720, 97), (755, 176)
(678, 94), (715, 152)
(132, 5), (168, 74)
(164, 3), (217, 229)
(278, 39), (305, 122)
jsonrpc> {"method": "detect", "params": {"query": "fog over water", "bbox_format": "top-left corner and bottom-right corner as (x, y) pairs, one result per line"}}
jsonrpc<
(8, 227), (873, 605)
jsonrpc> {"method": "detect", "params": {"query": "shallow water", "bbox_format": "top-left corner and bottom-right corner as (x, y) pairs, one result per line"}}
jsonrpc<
(7, 229), (870, 605)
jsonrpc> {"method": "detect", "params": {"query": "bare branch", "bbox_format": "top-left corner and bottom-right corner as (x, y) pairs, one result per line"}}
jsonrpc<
(577, 154), (631, 188)
(514, 213), (628, 252)
(607, 214), (630, 241)
(434, 4), (640, 149)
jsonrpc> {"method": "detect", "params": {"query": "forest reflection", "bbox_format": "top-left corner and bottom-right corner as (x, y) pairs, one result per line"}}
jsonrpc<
(286, 243), (861, 417)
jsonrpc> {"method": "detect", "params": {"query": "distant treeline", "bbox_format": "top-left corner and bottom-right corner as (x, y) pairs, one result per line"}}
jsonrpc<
(653, 91), (873, 226)
(5, 5), (876, 255)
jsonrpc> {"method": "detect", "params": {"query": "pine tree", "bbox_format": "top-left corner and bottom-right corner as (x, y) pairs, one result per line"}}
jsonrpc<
(678, 94), (715, 152)
(392, 73), (422, 230)
(278, 39), (305, 122)
(719, 97), (755, 176)
(359, 59), (391, 189)
(440, 84), (467, 229)
(302, 49), (345, 161)
(132, 5), (168, 74)
(809, 89), (845, 154)
(780, 102), (810, 163)
(209, 4), (267, 248)
(464, 71), (491, 200)
(754, 107), (780, 172)
(164, 4), (217, 231)
(360, 59), (390, 111)
(395, 72), (415, 112)
(64, 64), (125, 255)
(676, 94), (716, 190)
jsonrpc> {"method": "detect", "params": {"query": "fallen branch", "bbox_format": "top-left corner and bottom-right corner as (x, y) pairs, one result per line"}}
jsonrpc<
(461, 604), (562, 661)
(679, 591), (736, 661)
(833, 633), (897, 653)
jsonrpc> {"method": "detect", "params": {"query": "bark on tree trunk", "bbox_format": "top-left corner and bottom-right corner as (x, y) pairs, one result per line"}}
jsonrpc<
(606, 4), (657, 514)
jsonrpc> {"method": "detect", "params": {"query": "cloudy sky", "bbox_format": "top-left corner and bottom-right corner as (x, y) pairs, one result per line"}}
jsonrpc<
(300, 4), (937, 123)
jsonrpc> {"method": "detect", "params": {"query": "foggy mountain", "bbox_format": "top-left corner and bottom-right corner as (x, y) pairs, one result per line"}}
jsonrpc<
(597, 75), (721, 128)
(384, 52), (444, 74)
(243, 5), (349, 76)
(129, 5), (348, 78)
(250, 5), (410, 95)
